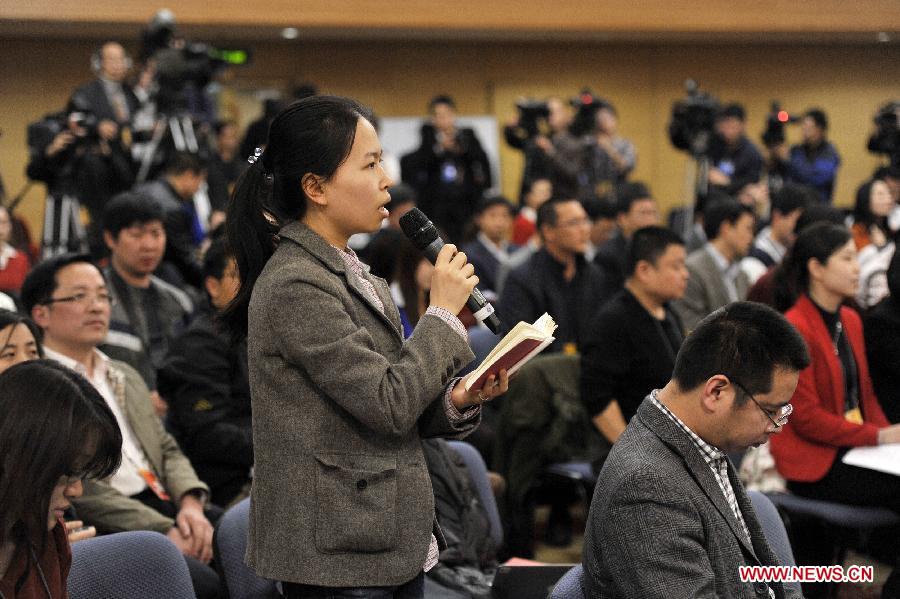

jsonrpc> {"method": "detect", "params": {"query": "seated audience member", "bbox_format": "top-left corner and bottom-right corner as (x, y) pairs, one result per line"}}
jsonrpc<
(582, 196), (618, 261)
(581, 227), (687, 447)
(0, 205), (31, 295)
(0, 359), (122, 599)
(770, 224), (900, 511)
(742, 183), (809, 285)
(20, 255), (223, 599)
(134, 151), (208, 288)
(101, 192), (194, 399)
(512, 177), (553, 246)
(500, 197), (609, 353)
(673, 199), (754, 332)
(159, 240), (251, 506)
(0, 310), (42, 373)
(593, 182), (659, 292)
(865, 249), (900, 423)
(851, 178), (897, 308)
(583, 302), (810, 599)
(749, 203), (845, 308)
(460, 196), (519, 299)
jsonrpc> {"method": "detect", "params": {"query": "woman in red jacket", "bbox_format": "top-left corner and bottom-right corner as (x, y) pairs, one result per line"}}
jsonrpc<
(770, 222), (900, 511)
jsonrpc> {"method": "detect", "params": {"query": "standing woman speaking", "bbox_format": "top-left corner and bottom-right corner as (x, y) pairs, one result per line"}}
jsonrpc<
(223, 96), (507, 598)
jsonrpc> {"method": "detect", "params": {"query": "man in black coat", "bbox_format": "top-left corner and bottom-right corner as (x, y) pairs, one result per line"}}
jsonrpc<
(581, 226), (688, 448)
(593, 182), (659, 294)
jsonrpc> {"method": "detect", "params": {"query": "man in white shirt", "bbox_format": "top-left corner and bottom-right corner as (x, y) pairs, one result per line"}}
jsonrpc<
(21, 253), (223, 599)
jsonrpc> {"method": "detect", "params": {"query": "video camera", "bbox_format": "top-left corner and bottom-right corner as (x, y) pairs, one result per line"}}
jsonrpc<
(761, 102), (800, 148)
(569, 89), (607, 137)
(27, 110), (100, 158)
(867, 101), (900, 166)
(668, 80), (720, 157)
(514, 98), (550, 140)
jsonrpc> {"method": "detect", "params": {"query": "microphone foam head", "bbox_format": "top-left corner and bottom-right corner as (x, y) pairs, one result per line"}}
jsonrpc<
(399, 208), (438, 249)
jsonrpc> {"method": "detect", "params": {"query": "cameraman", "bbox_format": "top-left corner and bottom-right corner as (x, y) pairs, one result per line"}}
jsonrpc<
(581, 102), (636, 201)
(401, 95), (492, 242)
(771, 108), (840, 203)
(504, 96), (581, 200)
(707, 103), (764, 196)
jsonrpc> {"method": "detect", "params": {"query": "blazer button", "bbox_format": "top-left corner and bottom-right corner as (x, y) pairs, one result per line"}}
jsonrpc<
(446, 366), (454, 377)
(356, 479), (367, 491)
(754, 582), (767, 595)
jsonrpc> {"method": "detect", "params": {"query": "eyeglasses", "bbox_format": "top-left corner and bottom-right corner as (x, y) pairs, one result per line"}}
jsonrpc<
(730, 378), (793, 430)
(43, 292), (115, 308)
(556, 217), (591, 229)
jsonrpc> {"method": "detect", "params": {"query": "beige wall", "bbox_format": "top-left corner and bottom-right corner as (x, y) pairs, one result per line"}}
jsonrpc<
(1, 37), (897, 234)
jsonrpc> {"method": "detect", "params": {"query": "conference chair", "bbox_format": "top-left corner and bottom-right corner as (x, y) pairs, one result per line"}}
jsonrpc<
(68, 531), (195, 599)
(213, 497), (280, 599)
(748, 490), (802, 596)
(548, 563), (586, 599)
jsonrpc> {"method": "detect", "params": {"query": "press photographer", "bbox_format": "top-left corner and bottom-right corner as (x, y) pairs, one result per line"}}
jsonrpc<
(868, 100), (900, 169)
(706, 103), (764, 197)
(503, 96), (581, 199)
(768, 107), (841, 203)
(580, 94), (636, 201)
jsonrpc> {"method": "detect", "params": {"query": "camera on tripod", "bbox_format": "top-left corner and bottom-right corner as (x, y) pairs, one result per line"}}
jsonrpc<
(867, 101), (900, 166)
(761, 101), (799, 148)
(668, 79), (720, 157)
(569, 89), (608, 137)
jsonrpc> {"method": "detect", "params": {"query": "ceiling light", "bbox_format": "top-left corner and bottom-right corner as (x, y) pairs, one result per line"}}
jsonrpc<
(282, 27), (299, 40)
(876, 32), (891, 43)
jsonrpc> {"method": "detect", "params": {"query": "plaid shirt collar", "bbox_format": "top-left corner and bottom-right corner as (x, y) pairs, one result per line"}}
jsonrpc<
(649, 389), (726, 466)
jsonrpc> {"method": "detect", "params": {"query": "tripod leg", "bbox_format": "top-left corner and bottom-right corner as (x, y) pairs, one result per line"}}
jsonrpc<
(42, 194), (58, 260)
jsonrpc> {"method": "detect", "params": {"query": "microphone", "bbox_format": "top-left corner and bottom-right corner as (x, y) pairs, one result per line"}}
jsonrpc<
(400, 208), (503, 334)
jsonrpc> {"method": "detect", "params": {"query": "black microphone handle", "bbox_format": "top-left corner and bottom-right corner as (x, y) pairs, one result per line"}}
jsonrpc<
(420, 238), (502, 334)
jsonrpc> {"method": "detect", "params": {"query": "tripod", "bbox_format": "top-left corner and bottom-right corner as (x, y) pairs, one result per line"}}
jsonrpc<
(42, 193), (88, 259)
(135, 112), (199, 183)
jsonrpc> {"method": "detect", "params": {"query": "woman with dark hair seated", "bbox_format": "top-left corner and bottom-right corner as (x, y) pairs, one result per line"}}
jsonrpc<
(0, 310), (43, 374)
(0, 360), (122, 598)
(770, 223), (900, 512)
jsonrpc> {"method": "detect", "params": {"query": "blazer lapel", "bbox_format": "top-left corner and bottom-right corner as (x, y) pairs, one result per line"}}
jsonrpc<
(638, 401), (759, 560)
(344, 266), (403, 340)
(701, 249), (731, 308)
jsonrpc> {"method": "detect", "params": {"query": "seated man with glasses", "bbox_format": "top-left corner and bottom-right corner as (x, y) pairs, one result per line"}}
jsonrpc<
(582, 302), (809, 599)
(499, 197), (611, 354)
(21, 254), (224, 599)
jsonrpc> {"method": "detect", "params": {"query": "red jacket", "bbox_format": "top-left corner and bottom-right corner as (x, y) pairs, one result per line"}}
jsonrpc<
(771, 294), (889, 482)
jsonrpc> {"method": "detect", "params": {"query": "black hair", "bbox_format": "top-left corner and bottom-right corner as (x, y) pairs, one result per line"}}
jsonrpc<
(102, 191), (165, 238)
(0, 360), (122, 553)
(795, 203), (845, 232)
(770, 183), (811, 217)
(291, 83), (319, 102)
(615, 182), (653, 215)
(165, 151), (206, 175)
(773, 222), (851, 312)
(887, 244), (900, 301)
(537, 197), (580, 230)
(387, 183), (417, 212)
(202, 237), (233, 281)
(718, 103), (746, 121)
(223, 95), (372, 338)
(702, 198), (755, 242)
(625, 226), (685, 277)
(803, 108), (828, 131)
(0, 310), (44, 358)
(853, 178), (889, 230)
(20, 254), (101, 317)
(428, 95), (456, 112)
(582, 197), (618, 222)
(672, 301), (810, 402)
(475, 195), (514, 216)
(214, 120), (238, 136)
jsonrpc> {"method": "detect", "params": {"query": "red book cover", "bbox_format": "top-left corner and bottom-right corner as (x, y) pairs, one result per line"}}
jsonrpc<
(468, 337), (543, 390)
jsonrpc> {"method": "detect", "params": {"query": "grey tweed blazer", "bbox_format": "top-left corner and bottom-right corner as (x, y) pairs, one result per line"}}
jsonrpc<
(582, 398), (800, 599)
(245, 222), (477, 586)
(673, 246), (750, 333)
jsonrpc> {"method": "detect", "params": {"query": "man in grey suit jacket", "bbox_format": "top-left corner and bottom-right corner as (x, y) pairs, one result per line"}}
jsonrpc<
(673, 199), (755, 332)
(583, 302), (810, 599)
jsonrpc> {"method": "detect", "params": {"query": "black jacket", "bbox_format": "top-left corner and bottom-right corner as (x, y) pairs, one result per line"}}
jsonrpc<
(864, 295), (900, 424)
(593, 231), (628, 294)
(158, 306), (252, 505)
(708, 135), (764, 196)
(499, 248), (610, 353)
(580, 288), (683, 423)
(69, 79), (139, 125)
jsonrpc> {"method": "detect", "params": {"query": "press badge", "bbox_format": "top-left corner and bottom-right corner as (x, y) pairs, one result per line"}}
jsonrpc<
(139, 468), (171, 501)
(844, 407), (863, 425)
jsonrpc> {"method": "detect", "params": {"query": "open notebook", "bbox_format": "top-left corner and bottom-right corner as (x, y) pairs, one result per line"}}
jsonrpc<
(464, 313), (557, 391)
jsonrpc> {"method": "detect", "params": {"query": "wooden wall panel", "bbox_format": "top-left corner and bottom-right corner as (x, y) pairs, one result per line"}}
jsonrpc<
(1, 37), (897, 235)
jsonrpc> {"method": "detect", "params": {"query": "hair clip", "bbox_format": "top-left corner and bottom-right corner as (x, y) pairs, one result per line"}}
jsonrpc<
(247, 147), (263, 165)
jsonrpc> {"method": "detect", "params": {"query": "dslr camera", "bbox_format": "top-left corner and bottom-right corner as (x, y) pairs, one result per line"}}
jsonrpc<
(668, 80), (720, 157)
